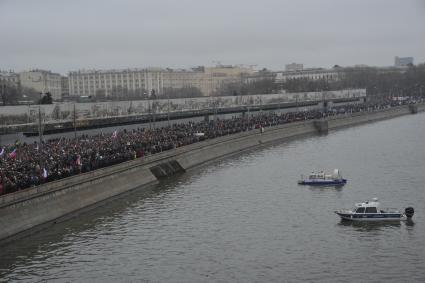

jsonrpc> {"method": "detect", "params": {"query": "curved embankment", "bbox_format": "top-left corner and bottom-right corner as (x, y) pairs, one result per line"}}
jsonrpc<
(0, 104), (423, 244)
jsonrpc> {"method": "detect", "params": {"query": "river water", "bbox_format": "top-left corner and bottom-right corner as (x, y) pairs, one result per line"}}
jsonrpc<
(1, 113), (425, 282)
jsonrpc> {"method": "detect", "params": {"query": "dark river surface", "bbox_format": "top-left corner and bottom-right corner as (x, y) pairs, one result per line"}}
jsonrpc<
(1, 113), (425, 282)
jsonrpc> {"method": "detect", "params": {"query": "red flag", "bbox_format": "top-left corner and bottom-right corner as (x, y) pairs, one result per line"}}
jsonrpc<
(9, 149), (17, 159)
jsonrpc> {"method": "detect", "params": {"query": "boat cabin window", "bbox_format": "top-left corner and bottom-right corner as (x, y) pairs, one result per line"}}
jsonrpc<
(355, 207), (365, 213)
(365, 207), (377, 213)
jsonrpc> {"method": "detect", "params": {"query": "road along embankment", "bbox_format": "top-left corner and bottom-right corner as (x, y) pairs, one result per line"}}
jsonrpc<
(0, 104), (423, 244)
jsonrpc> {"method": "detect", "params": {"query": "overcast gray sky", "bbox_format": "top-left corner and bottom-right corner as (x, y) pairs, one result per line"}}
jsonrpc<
(1, 0), (424, 75)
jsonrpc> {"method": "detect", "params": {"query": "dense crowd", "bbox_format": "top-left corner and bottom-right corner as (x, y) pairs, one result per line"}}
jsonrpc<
(0, 98), (421, 195)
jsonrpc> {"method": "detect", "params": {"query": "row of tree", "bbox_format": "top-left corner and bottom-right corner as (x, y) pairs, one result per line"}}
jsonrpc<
(333, 64), (425, 98)
(0, 84), (52, 105)
(215, 64), (425, 98)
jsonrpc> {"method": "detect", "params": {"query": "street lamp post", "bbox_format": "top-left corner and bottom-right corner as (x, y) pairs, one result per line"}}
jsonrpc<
(152, 100), (156, 129)
(38, 93), (43, 145)
(148, 100), (152, 130)
(38, 92), (43, 171)
(73, 103), (77, 139)
(167, 91), (170, 127)
(213, 98), (217, 121)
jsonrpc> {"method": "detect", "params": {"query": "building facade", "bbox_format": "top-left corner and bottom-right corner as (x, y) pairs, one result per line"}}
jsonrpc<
(0, 71), (20, 105)
(68, 68), (164, 98)
(394, 56), (414, 67)
(285, 63), (304, 72)
(19, 70), (62, 100)
(162, 68), (205, 94)
(203, 65), (254, 95)
(68, 65), (254, 98)
(0, 71), (20, 88)
(275, 68), (341, 83)
(241, 70), (275, 84)
(61, 76), (69, 98)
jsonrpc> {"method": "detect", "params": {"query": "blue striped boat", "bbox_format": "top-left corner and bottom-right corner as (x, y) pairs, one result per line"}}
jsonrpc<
(335, 198), (414, 221)
(298, 169), (347, 186)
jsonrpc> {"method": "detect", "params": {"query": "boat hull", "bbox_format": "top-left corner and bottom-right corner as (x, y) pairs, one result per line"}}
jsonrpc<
(298, 179), (347, 186)
(335, 212), (406, 221)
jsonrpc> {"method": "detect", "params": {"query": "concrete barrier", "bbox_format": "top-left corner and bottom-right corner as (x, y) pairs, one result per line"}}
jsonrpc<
(327, 106), (412, 130)
(0, 104), (423, 244)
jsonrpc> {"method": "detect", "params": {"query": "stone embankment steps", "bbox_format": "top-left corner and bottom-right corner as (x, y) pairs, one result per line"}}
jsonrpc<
(0, 103), (423, 244)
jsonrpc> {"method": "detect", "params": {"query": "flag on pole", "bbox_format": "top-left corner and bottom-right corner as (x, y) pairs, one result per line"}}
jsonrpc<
(111, 130), (118, 139)
(9, 148), (17, 158)
(0, 148), (4, 157)
(42, 168), (48, 178)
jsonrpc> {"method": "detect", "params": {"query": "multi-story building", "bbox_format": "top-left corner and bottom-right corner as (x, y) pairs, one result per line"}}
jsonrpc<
(68, 65), (254, 98)
(0, 71), (20, 88)
(19, 70), (62, 100)
(203, 65), (254, 95)
(241, 70), (275, 84)
(61, 76), (69, 99)
(162, 67), (205, 93)
(285, 63), (304, 72)
(394, 56), (414, 67)
(0, 71), (20, 105)
(275, 68), (341, 83)
(68, 68), (163, 98)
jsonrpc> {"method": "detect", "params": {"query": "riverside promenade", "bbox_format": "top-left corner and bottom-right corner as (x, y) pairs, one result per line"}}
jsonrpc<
(0, 102), (423, 244)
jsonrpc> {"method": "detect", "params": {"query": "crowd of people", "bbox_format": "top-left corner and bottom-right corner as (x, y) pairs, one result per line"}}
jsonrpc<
(0, 98), (421, 195)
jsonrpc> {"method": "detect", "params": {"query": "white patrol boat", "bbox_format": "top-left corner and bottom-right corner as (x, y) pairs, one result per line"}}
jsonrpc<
(298, 169), (347, 186)
(334, 198), (414, 221)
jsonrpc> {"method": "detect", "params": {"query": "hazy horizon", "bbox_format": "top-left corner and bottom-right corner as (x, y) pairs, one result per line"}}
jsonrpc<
(1, 0), (424, 75)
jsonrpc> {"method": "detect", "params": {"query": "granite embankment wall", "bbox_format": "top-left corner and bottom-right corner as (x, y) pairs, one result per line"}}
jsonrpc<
(0, 104), (423, 243)
(327, 104), (419, 130)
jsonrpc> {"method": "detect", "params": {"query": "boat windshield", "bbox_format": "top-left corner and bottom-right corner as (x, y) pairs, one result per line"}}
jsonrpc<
(309, 172), (324, 179)
(365, 207), (378, 213)
(355, 207), (365, 213)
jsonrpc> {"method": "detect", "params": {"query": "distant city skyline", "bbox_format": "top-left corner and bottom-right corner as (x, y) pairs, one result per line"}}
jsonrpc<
(1, 0), (424, 75)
